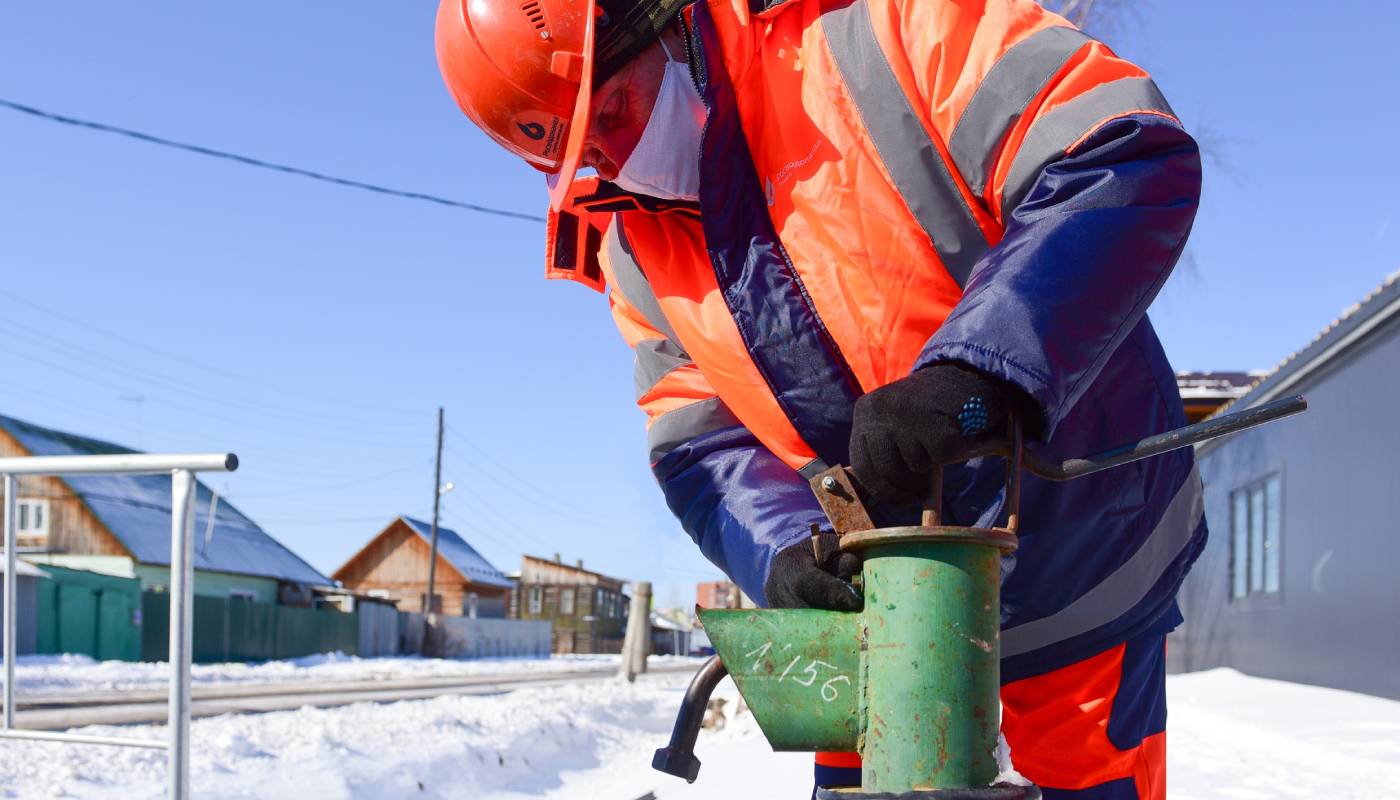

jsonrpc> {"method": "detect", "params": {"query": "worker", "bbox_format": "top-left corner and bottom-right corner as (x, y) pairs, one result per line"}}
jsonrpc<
(435, 0), (1202, 796)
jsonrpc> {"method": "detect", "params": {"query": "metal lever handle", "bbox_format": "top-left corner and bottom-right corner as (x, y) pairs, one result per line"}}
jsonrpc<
(652, 656), (728, 783)
(1016, 394), (1307, 481)
(814, 394), (1308, 536)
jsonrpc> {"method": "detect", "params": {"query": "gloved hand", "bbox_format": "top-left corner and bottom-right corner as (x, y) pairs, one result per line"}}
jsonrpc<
(849, 362), (1036, 506)
(764, 529), (862, 610)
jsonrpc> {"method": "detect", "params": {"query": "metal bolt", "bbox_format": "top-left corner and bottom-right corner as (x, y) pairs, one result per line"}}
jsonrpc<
(821, 475), (838, 492)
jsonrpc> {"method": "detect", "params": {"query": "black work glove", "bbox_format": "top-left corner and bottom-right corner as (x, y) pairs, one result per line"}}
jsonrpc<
(849, 362), (1037, 506)
(764, 530), (862, 610)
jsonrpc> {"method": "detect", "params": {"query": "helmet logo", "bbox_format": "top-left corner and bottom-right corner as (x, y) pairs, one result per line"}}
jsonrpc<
(517, 121), (547, 140)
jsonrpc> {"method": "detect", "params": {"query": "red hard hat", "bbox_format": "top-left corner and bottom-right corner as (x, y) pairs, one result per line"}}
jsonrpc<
(435, 0), (597, 210)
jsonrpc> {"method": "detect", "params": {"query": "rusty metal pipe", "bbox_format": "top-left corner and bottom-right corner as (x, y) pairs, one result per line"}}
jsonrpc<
(652, 656), (728, 783)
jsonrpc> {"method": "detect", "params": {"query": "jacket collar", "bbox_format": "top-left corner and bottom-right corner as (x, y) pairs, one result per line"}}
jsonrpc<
(572, 179), (702, 217)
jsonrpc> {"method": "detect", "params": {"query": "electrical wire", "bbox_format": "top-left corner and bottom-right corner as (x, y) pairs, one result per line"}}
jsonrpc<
(0, 344), (428, 451)
(436, 477), (557, 549)
(0, 287), (428, 420)
(443, 426), (615, 525)
(0, 98), (545, 223)
(256, 508), (432, 525)
(0, 317), (429, 441)
(231, 458), (434, 499)
(438, 506), (523, 553)
(0, 382), (425, 482)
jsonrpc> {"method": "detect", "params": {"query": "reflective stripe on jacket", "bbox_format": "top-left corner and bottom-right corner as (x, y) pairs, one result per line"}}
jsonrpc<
(547, 0), (1204, 678)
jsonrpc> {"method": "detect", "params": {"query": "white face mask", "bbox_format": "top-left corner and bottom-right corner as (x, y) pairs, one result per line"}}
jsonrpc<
(611, 40), (706, 202)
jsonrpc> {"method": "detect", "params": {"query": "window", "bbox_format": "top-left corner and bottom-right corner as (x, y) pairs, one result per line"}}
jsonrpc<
(1230, 475), (1282, 600)
(17, 499), (49, 537)
(528, 585), (542, 615)
(228, 589), (257, 602)
(560, 588), (575, 616)
(465, 592), (479, 619)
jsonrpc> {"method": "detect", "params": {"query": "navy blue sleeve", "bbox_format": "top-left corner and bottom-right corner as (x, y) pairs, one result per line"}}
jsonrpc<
(918, 114), (1202, 437)
(651, 425), (825, 606)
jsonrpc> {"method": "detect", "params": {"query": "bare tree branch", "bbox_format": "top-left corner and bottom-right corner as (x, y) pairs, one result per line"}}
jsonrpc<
(1037, 0), (1146, 38)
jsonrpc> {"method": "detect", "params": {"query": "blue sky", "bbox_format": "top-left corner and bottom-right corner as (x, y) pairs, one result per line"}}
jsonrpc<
(2, 1), (1396, 607)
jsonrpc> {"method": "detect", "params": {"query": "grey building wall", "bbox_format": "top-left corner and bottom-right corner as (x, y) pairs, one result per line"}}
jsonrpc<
(356, 601), (401, 658)
(433, 617), (551, 659)
(1170, 318), (1400, 699)
(0, 573), (41, 656)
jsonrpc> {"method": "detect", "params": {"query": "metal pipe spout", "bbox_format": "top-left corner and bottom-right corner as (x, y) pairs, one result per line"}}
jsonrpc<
(652, 656), (729, 783)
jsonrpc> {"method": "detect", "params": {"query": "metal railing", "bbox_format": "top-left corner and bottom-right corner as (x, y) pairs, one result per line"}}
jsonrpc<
(1, 452), (238, 800)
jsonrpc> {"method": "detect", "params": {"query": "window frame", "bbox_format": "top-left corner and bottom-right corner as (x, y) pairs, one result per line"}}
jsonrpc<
(16, 497), (50, 538)
(1228, 471), (1284, 606)
(528, 584), (542, 615)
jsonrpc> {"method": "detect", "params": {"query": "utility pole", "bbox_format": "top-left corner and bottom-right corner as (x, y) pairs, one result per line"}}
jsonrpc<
(424, 407), (445, 617)
(621, 581), (653, 682)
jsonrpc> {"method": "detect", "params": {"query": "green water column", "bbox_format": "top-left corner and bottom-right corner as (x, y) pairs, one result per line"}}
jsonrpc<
(849, 527), (1010, 793)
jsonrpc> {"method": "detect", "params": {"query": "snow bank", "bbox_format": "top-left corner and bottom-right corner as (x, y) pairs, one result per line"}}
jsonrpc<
(0, 667), (1396, 798)
(11, 652), (702, 695)
(0, 672), (748, 799)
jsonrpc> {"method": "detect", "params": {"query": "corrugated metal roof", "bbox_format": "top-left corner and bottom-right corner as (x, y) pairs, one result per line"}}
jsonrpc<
(1225, 270), (1400, 414)
(400, 516), (513, 589)
(0, 414), (330, 586)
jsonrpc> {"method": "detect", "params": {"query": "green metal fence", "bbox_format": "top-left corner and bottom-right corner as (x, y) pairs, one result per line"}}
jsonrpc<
(36, 566), (362, 663)
(35, 565), (142, 661)
(142, 592), (358, 663)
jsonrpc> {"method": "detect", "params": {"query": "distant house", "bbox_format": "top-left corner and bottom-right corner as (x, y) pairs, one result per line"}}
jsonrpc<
(1171, 271), (1400, 700)
(1175, 371), (1262, 422)
(0, 413), (330, 603)
(696, 580), (756, 610)
(650, 610), (692, 656)
(509, 554), (629, 654)
(332, 516), (512, 617)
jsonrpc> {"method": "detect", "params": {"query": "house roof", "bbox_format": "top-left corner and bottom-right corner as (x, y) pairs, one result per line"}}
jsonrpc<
(2, 560), (47, 578)
(520, 553), (626, 586)
(1175, 371), (1265, 401)
(400, 516), (513, 589)
(0, 414), (330, 586)
(650, 610), (691, 632)
(1226, 270), (1400, 413)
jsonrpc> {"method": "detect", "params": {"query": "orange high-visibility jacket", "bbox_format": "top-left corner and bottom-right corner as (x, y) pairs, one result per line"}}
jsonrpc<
(547, 0), (1202, 678)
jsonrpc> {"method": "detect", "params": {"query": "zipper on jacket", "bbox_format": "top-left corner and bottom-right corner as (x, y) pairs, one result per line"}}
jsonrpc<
(678, 11), (704, 95)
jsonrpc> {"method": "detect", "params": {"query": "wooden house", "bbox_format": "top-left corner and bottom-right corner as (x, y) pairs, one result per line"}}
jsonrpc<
(696, 579), (755, 609)
(508, 554), (629, 654)
(0, 413), (330, 602)
(332, 516), (512, 617)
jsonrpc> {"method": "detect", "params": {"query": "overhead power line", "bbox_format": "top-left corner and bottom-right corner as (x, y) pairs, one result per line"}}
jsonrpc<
(0, 98), (546, 223)
(0, 286), (426, 421)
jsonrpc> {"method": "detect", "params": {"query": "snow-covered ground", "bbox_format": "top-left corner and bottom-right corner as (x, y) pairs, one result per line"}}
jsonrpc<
(1168, 670), (1400, 800)
(0, 667), (1396, 798)
(10, 652), (701, 695)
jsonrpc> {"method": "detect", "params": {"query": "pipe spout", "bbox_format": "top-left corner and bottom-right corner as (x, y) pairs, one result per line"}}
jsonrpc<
(652, 656), (728, 783)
